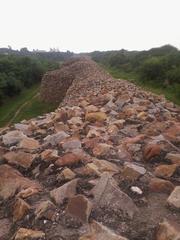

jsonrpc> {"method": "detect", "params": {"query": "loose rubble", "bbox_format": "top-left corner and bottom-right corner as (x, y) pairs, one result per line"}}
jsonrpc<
(0, 58), (180, 239)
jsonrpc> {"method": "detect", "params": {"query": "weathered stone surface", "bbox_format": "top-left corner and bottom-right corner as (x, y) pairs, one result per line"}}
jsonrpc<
(57, 168), (76, 181)
(92, 143), (112, 157)
(18, 137), (40, 150)
(2, 130), (26, 146)
(68, 116), (83, 126)
(13, 198), (31, 222)
(17, 187), (40, 199)
(154, 164), (177, 178)
(66, 194), (93, 223)
(61, 137), (82, 150)
(79, 221), (128, 240)
(50, 179), (78, 205)
(3, 151), (35, 169)
(55, 153), (82, 167)
(122, 163), (146, 181)
(14, 228), (45, 240)
(40, 149), (59, 162)
(166, 153), (180, 165)
(44, 131), (69, 146)
(143, 144), (162, 161)
(0, 164), (42, 199)
(91, 173), (138, 219)
(35, 200), (56, 220)
(167, 186), (180, 210)
(149, 178), (174, 194)
(0, 218), (11, 239)
(85, 112), (107, 122)
(14, 123), (32, 135)
(156, 220), (180, 240)
(92, 159), (120, 174)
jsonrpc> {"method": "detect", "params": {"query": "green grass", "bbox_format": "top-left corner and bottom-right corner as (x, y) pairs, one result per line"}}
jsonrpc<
(14, 95), (58, 123)
(0, 84), (58, 127)
(105, 66), (180, 105)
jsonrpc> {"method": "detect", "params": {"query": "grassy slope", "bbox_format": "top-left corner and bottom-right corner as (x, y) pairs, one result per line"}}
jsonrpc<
(106, 66), (180, 105)
(0, 84), (58, 127)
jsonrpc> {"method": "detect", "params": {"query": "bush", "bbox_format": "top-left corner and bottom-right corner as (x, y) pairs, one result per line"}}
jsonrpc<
(139, 57), (166, 83)
(0, 55), (58, 104)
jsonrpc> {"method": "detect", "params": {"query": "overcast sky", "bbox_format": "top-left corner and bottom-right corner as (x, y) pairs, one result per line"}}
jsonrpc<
(0, 0), (180, 52)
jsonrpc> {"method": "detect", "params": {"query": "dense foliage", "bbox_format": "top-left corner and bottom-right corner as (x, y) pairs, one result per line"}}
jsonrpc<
(0, 55), (58, 104)
(91, 45), (180, 103)
(91, 45), (180, 85)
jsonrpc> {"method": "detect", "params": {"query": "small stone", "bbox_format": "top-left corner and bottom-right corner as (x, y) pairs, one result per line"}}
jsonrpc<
(18, 137), (40, 150)
(149, 178), (174, 194)
(50, 179), (78, 205)
(66, 194), (93, 223)
(144, 144), (162, 161)
(14, 228), (45, 240)
(13, 198), (31, 222)
(92, 143), (112, 157)
(0, 164), (42, 200)
(123, 134), (145, 145)
(87, 129), (101, 138)
(86, 105), (99, 113)
(57, 168), (76, 181)
(167, 186), (180, 210)
(3, 130), (26, 146)
(14, 123), (32, 135)
(3, 151), (35, 169)
(131, 186), (143, 195)
(154, 164), (177, 178)
(35, 200), (56, 220)
(137, 111), (147, 120)
(107, 125), (119, 135)
(166, 153), (180, 166)
(68, 116), (83, 126)
(61, 137), (82, 150)
(44, 131), (69, 146)
(85, 112), (107, 122)
(17, 187), (40, 199)
(112, 119), (125, 129)
(74, 164), (100, 177)
(156, 220), (180, 240)
(41, 149), (59, 162)
(91, 173), (138, 219)
(54, 122), (69, 132)
(79, 220), (128, 240)
(55, 153), (81, 167)
(122, 163), (146, 181)
(92, 159), (120, 174)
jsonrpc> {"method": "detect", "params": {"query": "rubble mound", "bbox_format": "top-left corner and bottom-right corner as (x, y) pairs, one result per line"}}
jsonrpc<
(0, 58), (180, 240)
(40, 57), (115, 104)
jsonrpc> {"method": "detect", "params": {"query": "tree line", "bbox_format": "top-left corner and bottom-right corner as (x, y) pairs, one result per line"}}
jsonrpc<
(0, 55), (59, 104)
(91, 45), (180, 86)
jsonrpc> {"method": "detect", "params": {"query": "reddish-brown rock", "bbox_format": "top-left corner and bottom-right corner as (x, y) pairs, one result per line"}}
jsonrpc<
(156, 220), (180, 240)
(55, 153), (81, 167)
(85, 112), (107, 122)
(3, 151), (35, 169)
(144, 144), (162, 161)
(50, 179), (78, 205)
(13, 198), (31, 222)
(0, 164), (42, 200)
(66, 194), (93, 223)
(14, 228), (45, 240)
(154, 164), (177, 178)
(149, 178), (174, 194)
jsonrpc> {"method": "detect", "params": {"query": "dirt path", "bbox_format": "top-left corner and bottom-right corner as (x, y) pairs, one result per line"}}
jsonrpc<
(6, 92), (39, 127)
